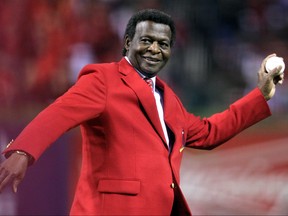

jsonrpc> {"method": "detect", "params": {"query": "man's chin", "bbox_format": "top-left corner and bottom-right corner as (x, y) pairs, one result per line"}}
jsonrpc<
(140, 69), (159, 78)
(140, 66), (162, 77)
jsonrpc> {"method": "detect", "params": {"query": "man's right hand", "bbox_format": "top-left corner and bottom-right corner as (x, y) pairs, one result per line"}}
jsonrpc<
(0, 153), (29, 193)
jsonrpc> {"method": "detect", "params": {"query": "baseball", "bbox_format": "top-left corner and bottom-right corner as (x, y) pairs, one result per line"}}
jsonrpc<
(265, 56), (285, 73)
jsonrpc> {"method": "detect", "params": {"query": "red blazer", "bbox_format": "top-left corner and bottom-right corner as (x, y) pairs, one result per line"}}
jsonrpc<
(4, 58), (271, 215)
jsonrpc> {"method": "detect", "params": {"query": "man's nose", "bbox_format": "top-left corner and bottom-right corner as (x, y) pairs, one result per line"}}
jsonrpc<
(148, 42), (160, 53)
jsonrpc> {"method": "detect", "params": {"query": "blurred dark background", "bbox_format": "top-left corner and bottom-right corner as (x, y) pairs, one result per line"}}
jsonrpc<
(0, 0), (287, 215)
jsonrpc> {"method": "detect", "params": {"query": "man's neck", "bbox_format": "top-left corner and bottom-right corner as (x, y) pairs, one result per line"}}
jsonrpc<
(124, 56), (156, 81)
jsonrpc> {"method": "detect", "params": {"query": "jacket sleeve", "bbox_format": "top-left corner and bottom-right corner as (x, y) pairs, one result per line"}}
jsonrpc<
(2, 65), (106, 162)
(185, 88), (271, 149)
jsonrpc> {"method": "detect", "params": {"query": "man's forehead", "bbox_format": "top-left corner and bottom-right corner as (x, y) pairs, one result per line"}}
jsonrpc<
(136, 20), (170, 29)
(135, 21), (172, 38)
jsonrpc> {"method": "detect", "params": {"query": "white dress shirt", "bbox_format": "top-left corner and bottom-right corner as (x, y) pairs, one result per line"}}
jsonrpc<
(125, 57), (169, 146)
(149, 77), (170, 146)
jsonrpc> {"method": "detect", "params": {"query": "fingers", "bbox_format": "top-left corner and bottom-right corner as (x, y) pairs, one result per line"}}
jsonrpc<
(0, 172), (14, 193)
(259, 53), (276, 77)
(0, 166), (8, 192)
(0, 170), (23, 193)
(263, 54), (285, 85)
(271, 65), (285, 85)
(278, 73), (284, 84)
(13, 179), (21, 193)
(258, 53), (285, 100)
(274, 74), (284, 85)
(262, 53), (276, 70)
(0, 154), (28, 193)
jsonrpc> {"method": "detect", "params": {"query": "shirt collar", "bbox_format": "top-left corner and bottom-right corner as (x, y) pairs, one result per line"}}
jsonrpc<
(125, 56), (156, 90)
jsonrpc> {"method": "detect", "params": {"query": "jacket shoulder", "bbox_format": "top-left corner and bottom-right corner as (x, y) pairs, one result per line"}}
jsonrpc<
(77, 61), (119, 79)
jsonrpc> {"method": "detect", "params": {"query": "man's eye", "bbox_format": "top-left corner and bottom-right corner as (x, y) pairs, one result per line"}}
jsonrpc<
(141, 39), (151, 43)
(160, 43), (169, 49)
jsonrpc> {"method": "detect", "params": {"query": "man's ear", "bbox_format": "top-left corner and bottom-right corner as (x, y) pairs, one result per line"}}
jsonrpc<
(124, 35), (131, 52)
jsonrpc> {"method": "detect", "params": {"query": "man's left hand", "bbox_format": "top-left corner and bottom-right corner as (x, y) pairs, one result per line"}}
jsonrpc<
(258, 53), (285, 100)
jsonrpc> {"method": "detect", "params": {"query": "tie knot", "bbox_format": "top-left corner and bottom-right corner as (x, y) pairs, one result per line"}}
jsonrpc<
(144, 78), (153, 92)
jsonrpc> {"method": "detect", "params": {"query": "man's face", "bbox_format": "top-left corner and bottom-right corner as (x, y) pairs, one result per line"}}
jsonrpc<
(125, 21), (172, 77)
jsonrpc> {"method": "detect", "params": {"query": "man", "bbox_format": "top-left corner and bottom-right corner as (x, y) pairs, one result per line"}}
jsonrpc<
(0, 9), (284, 215)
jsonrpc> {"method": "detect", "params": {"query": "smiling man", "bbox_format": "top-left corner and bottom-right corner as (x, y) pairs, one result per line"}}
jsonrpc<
(0, 9), (284, 216)
(124, 20), (172, 77)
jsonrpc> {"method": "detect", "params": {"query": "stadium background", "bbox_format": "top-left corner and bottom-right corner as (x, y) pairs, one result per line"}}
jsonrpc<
(0, 0), (288, 215)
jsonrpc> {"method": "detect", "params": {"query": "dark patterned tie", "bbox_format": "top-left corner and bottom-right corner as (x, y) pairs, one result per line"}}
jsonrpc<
(144, 78), (153, 93)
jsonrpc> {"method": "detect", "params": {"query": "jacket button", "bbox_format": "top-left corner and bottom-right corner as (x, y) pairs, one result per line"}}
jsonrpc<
(170, 183), (175, 189)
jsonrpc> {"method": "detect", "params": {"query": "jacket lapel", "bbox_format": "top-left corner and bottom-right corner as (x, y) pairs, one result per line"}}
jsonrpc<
(156, 78), (180, 151)
(156, 78), (175, 127)
(118, 58), (167, 145)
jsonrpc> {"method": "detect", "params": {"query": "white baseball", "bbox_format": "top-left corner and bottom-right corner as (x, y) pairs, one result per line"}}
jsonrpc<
(265, 56), (285, 73)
